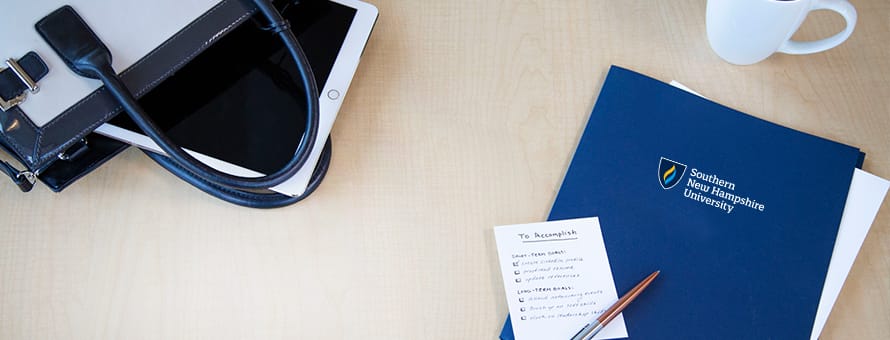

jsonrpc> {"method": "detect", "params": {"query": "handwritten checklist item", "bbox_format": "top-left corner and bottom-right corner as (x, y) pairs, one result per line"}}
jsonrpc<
(495, 217), (628, 340)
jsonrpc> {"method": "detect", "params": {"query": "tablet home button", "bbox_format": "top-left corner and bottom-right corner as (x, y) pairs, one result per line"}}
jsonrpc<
(327, 89), (340, 100)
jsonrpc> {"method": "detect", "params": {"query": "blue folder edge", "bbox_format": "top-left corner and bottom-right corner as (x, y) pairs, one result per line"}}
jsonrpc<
(500, 315), (514, 340)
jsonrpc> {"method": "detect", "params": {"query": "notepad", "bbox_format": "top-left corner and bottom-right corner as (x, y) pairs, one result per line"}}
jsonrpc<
(494, 217), (628, 340)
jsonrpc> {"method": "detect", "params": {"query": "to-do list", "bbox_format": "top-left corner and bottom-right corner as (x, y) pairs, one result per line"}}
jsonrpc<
(494, 217), (627, 340)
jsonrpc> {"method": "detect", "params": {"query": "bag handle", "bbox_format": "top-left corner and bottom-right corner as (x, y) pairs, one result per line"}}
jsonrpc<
(145, 137), (332, 208)
(34, 1), (321, 207)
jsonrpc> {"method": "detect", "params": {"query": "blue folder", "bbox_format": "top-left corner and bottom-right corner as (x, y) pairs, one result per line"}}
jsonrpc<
(501, 66), (862, 339)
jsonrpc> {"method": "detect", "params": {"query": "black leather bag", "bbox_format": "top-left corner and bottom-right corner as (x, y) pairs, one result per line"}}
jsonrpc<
(0, 0), (336, 208)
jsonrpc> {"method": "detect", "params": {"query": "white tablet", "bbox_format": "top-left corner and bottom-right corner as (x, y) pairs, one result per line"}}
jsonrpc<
(94, 0), (377, 196)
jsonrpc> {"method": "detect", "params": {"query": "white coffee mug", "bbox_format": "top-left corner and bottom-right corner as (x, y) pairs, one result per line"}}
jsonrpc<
(706, 0), (857, 65)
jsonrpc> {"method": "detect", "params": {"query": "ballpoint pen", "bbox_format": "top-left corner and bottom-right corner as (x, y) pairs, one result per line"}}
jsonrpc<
(569, 271), (660, 340)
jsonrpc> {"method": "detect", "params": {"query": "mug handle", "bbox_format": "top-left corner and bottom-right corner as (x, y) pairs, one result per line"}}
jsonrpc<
(778, 0), (857, 55)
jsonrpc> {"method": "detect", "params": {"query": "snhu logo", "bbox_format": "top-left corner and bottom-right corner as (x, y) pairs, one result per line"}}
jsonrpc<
(658, 157), (687, 190)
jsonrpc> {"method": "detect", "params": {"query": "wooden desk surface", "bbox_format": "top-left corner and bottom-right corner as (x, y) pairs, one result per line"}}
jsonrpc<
(2, 1), (888, 339)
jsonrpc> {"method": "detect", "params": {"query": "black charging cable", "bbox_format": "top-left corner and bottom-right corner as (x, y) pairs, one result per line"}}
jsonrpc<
(35, 1), (323, 208)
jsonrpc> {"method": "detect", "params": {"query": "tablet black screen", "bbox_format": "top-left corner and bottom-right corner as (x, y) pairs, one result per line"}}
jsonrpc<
(109, 0), (356, 174)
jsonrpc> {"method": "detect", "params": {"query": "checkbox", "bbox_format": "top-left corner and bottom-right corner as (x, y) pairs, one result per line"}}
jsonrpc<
(514, 270), (521, 275)
(519, 298), (525, 303)
(520, 316), (527, 321)
(520, 307), (526, 312)
(515, 278), (521, 283)
(513, 261), (520, 267)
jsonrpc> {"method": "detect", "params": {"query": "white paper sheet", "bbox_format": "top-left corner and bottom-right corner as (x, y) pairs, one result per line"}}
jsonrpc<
(810, 169), (889, 340)
(495, 217), (628, 340)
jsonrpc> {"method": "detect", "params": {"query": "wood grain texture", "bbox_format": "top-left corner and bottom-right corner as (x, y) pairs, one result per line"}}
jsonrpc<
(1, 0), (888, 339)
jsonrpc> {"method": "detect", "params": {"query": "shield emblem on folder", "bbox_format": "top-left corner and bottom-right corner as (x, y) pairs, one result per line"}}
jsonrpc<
(658, 157), (687, 190)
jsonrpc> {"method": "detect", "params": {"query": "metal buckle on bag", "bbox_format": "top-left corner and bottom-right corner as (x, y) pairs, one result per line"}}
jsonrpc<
(0, 58), (40, 111)
(0, 158), (37, 192)
(58, 138), (89, 161)
(15, 170), (36, 191)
